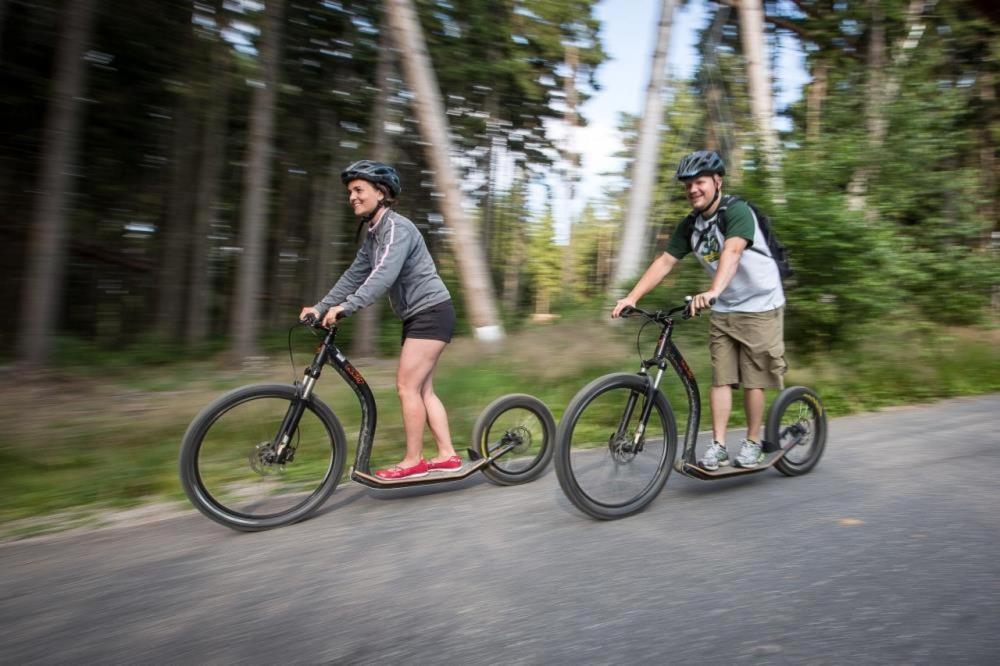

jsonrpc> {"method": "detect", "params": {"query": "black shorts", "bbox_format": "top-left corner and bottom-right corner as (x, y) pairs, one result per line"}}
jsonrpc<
(401, 300), (456, 344)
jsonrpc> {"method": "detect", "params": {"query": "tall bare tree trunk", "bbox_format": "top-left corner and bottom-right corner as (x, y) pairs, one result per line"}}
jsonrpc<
(738, 0), (783, 197)
(560, 45), (580, 294)
(352, 6), (395, 360)
(386, 0), (503, 341)
(16, 0), (97, 367)
(981, 71), (997, 239)
(308, 109), (339, 302)
(186, 40), (229, 345)
(0, 0), (9, 64)
(848, 0), (935, 213)
(230, 0), (284, 360)
(156, 93), (197, 339)
(806, 60), (829, 144)
(612, 0), (676, 288)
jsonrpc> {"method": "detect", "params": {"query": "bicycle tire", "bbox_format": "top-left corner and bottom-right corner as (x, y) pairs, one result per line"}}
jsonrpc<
(768, 386), (827, 477)
(473, 393), (556, 486)
(179, 383), (347, 531)
(554, 373), (677, 520)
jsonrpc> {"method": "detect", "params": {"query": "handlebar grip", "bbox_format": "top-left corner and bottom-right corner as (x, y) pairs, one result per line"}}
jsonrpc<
(619, 305), (636, 317)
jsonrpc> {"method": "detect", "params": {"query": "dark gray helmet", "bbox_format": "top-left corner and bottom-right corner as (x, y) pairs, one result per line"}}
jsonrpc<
(340, 160), (401, 197)
(675, 150), (726, 180)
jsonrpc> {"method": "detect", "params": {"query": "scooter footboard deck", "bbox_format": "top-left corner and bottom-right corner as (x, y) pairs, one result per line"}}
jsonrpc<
(678, 449), (785, 480)
(352, 458), (490, 488)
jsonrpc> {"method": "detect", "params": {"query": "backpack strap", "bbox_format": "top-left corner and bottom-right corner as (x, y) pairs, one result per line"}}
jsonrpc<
(688, 194), (736, 251)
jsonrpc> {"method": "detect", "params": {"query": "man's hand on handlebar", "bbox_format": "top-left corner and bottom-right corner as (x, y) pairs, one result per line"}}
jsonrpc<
(612, 296), (637, 319)
(689, 290), (719, 317)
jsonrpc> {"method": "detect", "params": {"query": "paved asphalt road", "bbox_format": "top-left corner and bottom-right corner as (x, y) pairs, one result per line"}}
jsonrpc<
(2, 395), (998, 664)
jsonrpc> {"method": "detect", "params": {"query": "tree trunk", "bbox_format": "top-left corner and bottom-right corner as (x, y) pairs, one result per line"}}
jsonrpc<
(980, 70), (997, 239)
(560, 46), (580, 294)
(186, 39), (229, 345)
(156, 94), (197, 339)
(806, 60), (828, 144)
(611, 0), (676, 288)
(351, 5), (396, 360)
(738, 0), (783, 197)
(848, 0), (935, 213)
(0, 0), (9, 65)
(309, 110), (339, 302)
(386, 0), (503, 341)
(230, 0), (285, 361)
(16, 0), (98, 367)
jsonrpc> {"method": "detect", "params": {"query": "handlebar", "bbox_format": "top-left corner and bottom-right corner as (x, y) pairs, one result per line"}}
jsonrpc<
(619, 296), (716, 323)
(300, 311), (344, 330)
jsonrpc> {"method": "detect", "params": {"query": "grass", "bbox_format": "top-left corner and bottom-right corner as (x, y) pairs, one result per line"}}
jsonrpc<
(0, 312), (997, 536)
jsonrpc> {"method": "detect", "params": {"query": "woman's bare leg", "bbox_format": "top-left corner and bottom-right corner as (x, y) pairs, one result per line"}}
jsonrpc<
(395, 338), (448, 466)
(421, 374), (456, 462)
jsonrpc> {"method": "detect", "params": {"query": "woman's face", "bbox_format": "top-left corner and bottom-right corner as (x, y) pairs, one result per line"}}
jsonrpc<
(346, 179), (383, 217)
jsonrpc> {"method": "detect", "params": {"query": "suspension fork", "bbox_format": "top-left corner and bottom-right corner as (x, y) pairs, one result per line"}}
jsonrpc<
(622, 322), (674, 448)
(274, 330), (333, 463)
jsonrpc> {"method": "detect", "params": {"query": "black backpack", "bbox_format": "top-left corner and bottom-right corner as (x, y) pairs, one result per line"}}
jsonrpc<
(685, 195), (793, 280)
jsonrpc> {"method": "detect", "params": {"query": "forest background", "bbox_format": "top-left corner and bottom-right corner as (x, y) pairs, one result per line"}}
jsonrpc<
(1, 0), (997, 533)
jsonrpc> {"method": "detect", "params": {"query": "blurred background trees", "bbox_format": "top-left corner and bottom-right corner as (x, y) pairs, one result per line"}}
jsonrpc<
(1, 0), (997, 367)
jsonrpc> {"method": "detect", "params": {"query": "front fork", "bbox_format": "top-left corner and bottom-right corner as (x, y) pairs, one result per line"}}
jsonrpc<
(616, 365), (666, 452)
(273, 363), (322, 464)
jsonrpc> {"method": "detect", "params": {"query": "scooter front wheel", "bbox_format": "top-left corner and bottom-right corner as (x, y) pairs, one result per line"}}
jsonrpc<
(554, 373), (677, 520)
(179, 383), (347, 531)
(473, 394), (555, 486)
(768, 386), (827, 477)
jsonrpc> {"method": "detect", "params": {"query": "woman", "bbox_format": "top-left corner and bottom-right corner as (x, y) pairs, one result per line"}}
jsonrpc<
(299, 160), (460, 479)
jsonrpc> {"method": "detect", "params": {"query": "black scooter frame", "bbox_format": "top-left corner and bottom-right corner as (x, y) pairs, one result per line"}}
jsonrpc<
(289, 324), (526, 489)
(626, 305), (803, 481)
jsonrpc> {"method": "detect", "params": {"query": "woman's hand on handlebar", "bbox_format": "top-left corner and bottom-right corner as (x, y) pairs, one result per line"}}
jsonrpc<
(299, 306), (320, 324)
(612, 296), (637, 319)
(321, 306), (345, 328)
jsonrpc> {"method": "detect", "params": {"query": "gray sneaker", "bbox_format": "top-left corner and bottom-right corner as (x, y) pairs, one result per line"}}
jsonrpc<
(735, 439), (765, 468)
(699, 441), (730, 471)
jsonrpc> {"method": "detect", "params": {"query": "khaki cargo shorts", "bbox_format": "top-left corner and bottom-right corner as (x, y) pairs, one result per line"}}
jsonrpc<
(709, 306), (787, 389)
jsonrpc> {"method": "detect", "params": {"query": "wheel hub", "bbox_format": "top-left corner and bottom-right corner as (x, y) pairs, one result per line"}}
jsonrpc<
(503, 426), (531, 453)
(249, 441), (285, 476)
(608, 432), (640, 463)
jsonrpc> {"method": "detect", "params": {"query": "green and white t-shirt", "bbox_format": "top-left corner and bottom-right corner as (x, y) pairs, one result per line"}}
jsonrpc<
(664, 197), (785, 313)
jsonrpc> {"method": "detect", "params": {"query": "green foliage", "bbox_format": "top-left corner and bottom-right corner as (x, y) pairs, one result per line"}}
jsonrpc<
(525, 208), (562, 312)
(777, 157), (899, 350)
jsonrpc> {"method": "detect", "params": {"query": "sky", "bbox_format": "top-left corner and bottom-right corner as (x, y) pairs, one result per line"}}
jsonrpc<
(545, 0), (809, 239)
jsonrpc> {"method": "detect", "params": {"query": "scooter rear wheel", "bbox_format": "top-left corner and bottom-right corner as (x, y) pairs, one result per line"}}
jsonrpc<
(767, 386), (827, 476)
(473, 394), (555, 486)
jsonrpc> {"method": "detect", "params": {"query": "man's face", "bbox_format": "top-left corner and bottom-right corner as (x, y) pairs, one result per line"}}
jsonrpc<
(682, 174), (721, 210)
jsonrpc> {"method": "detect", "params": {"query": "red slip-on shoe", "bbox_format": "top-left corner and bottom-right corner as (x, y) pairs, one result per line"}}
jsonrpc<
(426, 455), (463, 472)
(375, 459), (430, 479)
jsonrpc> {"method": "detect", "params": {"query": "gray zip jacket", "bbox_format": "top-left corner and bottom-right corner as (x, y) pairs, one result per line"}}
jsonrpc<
(314, 209), (451, 320)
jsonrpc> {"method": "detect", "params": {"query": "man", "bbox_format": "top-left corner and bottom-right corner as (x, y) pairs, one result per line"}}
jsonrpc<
(611, 150), (786, 470)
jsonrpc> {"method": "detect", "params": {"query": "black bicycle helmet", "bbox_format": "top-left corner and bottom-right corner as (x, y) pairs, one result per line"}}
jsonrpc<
(340, 160), (402, 197)
(675, 150), (726, 180)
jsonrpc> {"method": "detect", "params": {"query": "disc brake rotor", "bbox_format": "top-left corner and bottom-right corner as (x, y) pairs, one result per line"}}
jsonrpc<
(505, 425), (531, 452)
(249, 441), (284, 476)
(609, 432), (639, 463)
